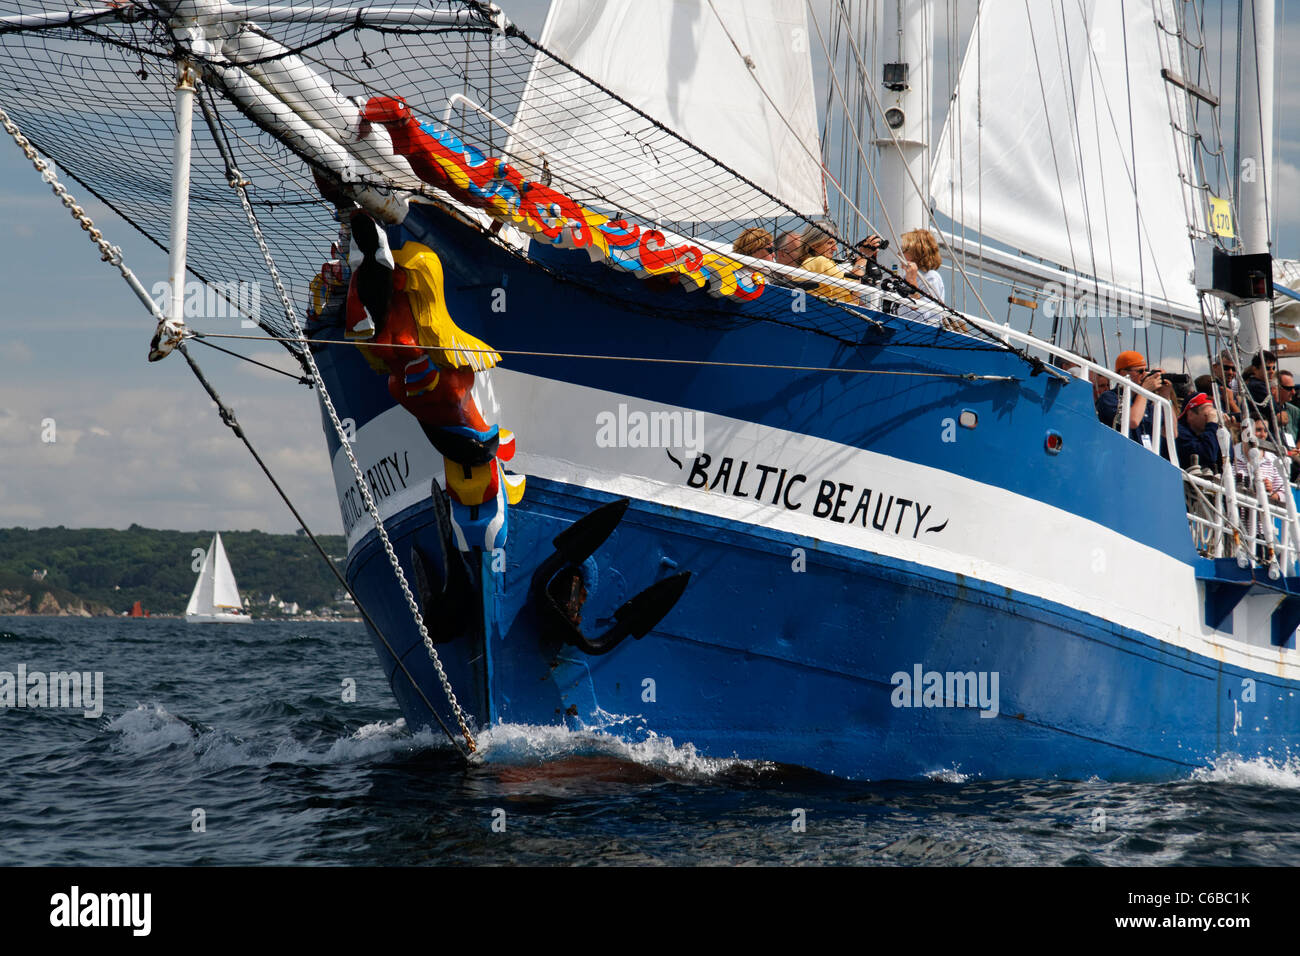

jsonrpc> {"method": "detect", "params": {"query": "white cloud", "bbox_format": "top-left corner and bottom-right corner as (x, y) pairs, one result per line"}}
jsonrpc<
(0, 341), (33, 364)
(0, 381), (341, 533)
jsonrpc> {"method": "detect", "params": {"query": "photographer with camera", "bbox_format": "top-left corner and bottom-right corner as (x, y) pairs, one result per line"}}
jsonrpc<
(1096, 350), (1166, 450)
(855, 234), (886, 265)
(798, 222), (867, 302)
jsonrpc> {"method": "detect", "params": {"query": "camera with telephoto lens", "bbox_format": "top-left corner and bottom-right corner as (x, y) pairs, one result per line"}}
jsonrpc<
(837, 237), (889, 266)
(1152, 370), (1193, 402)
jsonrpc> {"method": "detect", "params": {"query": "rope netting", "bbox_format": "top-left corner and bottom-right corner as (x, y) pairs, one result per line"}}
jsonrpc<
(0, 1), (1021, 362)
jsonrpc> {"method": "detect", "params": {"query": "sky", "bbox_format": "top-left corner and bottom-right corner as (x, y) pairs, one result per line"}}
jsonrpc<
(0, 0), (1296, 534)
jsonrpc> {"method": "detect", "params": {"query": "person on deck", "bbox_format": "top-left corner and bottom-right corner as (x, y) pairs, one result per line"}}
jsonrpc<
(898, 228), (945, 303)
(1210, 350), (1243, 418)
(1234, 349), (1278, 407)
(1235, 418), (1288, 505)
(1273, 369), (1300, 481)
(1175, 392), (1229, 473)
(732, 227), (775, 261)
(1273, 370), (1300, 445)
(1096, 350), (1164, 447)
(852, 235), (885, 282)
(774, 230), (802, 268)
(798, 223), (865, 302)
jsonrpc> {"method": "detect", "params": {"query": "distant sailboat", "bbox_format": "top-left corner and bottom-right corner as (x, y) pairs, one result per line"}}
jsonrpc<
(185, 533), (251, 624)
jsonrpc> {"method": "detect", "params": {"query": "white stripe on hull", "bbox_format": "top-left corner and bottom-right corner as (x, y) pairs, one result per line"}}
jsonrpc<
(329, 368), (1300, 680)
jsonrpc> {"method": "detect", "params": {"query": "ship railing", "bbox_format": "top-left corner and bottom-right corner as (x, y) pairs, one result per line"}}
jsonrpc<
(725, 243), (1183, 468)
(709, 239), (1184, 466)
(1183, 467), (1300, 578)
(933, 306), (1182, 467)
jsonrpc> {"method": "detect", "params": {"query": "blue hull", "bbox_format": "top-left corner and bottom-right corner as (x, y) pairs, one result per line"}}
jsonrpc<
(307, 203), (1298, 781)
(336, 477), (1291, 781)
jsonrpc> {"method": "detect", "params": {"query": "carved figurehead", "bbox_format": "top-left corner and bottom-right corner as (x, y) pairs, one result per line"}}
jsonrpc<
(344, 209), (524, 552)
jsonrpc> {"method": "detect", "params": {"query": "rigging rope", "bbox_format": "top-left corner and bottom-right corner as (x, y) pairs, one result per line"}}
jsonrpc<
(190, 334), (313, 383)
(1024, 1), (1082, 335)
(0, 94), (476, 758)
(1049, 0), (1106, 356)
(210, 108), (480, 754)
(1118, 0), (1149, 354)
(175, 341), (475, 757)
(814, 0), (1006, 337)
(704, 0), (882, 240)
(192, 332), (1020, 381)
(0, 101), (167, 328)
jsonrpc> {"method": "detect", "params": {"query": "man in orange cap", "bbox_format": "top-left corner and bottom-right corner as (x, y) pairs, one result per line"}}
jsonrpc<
(1096, 350), (1165, 446)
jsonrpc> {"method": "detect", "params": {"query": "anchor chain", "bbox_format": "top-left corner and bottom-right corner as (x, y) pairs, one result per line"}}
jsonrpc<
(223, 162), (479, 753)
(0, 102), (183, 357)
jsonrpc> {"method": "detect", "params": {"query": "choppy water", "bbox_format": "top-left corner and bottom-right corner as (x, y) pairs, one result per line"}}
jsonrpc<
(2, 615), (1299, 866)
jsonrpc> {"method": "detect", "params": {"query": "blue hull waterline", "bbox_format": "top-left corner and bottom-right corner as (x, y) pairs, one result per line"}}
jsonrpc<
(308, 204), (1300, 782)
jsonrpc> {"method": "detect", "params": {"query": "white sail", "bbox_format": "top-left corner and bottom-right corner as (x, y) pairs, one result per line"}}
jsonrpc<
(184, 540), (214, 618)
(209, 533), (242, 610)
(186, 532), (250, 622)
(507, 0), (826, 221)
(930, 0), (1202, 310)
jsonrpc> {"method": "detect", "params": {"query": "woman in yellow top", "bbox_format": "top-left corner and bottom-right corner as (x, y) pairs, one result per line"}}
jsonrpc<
(797, 223), (865, 302)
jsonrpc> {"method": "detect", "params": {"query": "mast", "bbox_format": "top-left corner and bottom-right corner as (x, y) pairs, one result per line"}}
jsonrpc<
(872, 0), (934, 237)
(1236, 0), (1275, 355)
(167, 61), (197, 333)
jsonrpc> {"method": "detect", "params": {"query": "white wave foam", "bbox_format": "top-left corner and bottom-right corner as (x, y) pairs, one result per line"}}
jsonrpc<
(105, 703), (772, 780)
(323, 718), (442, 762)
(106, 703), (197, 754)
(924, 766), (972, 784)
(106, 706), (442, 769)
(469, 717), (773, 780)
(1191, 753), (1300, 788)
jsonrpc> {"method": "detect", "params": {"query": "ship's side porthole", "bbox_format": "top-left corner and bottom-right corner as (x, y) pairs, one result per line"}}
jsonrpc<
(1045, 430), (1064, 455)
(958, 409), (978, 429)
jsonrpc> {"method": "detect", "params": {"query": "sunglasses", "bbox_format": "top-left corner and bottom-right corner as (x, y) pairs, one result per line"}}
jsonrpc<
(763, 245), (775, 253)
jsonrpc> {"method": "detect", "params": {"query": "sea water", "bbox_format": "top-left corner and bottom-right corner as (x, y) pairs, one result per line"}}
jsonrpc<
(1, 615), (1297, 866)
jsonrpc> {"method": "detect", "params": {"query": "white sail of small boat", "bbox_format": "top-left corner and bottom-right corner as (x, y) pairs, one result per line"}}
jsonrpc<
(186, 532), (251, 624)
